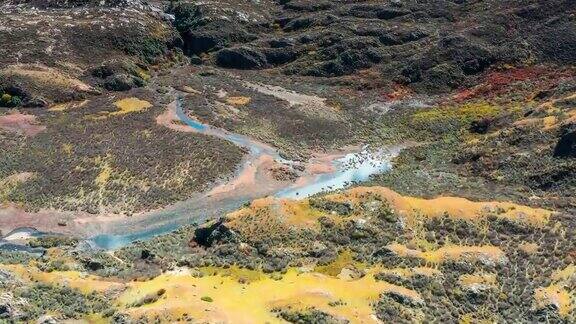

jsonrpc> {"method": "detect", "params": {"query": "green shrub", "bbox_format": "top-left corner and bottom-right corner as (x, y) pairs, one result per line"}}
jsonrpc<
(1, 93), (12, 104)
(170, 2), (202, 33)
(201, 296), (213, 302)
(10, 95), (22, 107)
(18, 284), (110, 319)
(0, 93), (22, 107)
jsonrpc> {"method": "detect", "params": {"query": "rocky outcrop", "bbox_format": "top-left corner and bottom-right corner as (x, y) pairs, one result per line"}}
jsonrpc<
(170, 2), (259, 56)
(215, 47), (268, 70)
(91, 59), (147, 91)
(554, 124), (576, 158)
(193, 219), (237, 248)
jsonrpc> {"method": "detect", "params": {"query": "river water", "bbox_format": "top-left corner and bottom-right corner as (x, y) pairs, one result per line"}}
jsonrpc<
(3, 98), (400, 250)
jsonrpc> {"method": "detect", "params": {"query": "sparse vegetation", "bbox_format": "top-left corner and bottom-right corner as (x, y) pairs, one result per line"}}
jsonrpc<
(0, 94), (243, 214)
(16, 284), (111, 320)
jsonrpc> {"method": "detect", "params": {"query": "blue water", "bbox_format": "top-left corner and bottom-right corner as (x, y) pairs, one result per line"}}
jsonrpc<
(89, 222), (181, 250)
(174, 100), (207, 131)
(276, 149), (395, 199)
(84, 99), (399, 250)
(175, 98), (269, 156)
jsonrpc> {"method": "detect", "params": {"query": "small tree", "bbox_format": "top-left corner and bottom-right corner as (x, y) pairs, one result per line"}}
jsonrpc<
(0, 93), (12, 106)
(0, 93), (22, 107)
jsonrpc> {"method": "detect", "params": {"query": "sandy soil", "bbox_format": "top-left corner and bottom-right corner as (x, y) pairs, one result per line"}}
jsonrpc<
(207, 154), (288, 198)
(0, 111), (46, 136)
(0, 204), (87, 236)
(155, 100), (194, 133)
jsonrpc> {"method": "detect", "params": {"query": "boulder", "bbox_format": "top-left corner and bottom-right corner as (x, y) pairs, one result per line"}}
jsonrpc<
(11, 0), (133, 8)
(470, 118), (493, 134)
(379, 29), (428, 46)
(268, 38), (296, 48)
(92, 59), (147, 91)
(284, 0), (333, 12)
(91, 59), (141, 79)
(0, 293), (25, 320)
(215, 47), (268, 69)
(344, 4), (410, 20)
(193, 219), (237, 247)
(263, 47), (300, 65)
(172, 3), (255, 55)
(103, 74), (145, 91)
(554, 124), (576, 158)
(84, 259), (104, 271)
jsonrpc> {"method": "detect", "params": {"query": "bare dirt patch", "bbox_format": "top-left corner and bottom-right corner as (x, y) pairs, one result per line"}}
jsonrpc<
(0, 111), (46, 136)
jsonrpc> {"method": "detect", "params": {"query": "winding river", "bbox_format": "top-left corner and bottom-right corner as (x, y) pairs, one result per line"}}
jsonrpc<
(2, 97), (401, 250)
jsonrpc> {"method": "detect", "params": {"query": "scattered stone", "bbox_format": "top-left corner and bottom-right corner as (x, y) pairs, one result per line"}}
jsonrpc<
(470, 118), (493, 134)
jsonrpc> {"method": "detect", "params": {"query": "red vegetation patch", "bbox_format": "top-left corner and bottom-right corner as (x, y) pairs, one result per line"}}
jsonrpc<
(381, 83), (412, 101)
(453, 66), (576, 101)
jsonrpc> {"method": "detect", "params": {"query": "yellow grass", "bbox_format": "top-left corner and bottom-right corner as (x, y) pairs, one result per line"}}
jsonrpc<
(48, 100), (89, 112)
(226, 96), (251, 106)
(0, 264), (123, 294)
(543, 115), (558, 129)
(324, 187), (553, 227)
(95, 161), (112, 186)
(1, 64), (93, 92)
(552, 265), (576, 285)
(61, 143), (74, 156)
(5, 261), (420, 323)
(117, 268), (419, 323)
(178, 85), (201, 94)
(112, 98), (152, 115)
(199, 265), (264, 284)
(87, 97), (153, 120)
(314, 250), (360, 277)
(534, 285), (573, 317)
(0, 172), (36, 186)
(412, 101), (500, 125)
(0, 172), (36, 202)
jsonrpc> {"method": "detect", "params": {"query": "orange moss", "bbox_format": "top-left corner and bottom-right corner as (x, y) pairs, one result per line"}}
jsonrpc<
(534, 285), (573, 317)
(226, 197), (333, 236)
(518, 242), (539, 255)
(324, 187), (553, 227)
(225, 96), (251, 106)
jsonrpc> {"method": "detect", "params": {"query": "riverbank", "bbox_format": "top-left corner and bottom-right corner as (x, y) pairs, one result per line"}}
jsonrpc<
(1, 96), (403, 250)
